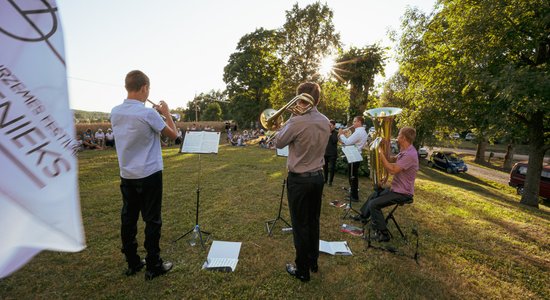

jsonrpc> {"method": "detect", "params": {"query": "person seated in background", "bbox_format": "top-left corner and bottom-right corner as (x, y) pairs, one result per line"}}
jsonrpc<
(175, 128), (183, 145)
(230, 134), (239, 146)
(95, 128), (105, 149)
(83, 128), (94, 143)
(259, 137), (267, 148)
(242, 130), (250, 141)
(237, 134), (245, 146)
(105, 128), (115, 148)
(80, 133), (101, 150)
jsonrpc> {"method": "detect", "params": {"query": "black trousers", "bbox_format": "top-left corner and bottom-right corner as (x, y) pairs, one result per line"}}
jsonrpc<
(348, 162), (360, 200)
(287, 173), (324, 275)
(363, 189), (412, 231)
(323, 155), (337, 184)
(120, 171), (163, 267)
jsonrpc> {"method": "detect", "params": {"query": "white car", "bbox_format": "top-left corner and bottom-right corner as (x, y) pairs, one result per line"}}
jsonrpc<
(449, 132), (460, 139)
(418, 147), (429, 158)
(465, 133), (476, 141)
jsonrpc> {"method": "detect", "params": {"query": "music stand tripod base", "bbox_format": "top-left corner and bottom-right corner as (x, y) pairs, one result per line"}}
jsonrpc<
(265, 178), (292, 236)
(174, 224), (210, 250)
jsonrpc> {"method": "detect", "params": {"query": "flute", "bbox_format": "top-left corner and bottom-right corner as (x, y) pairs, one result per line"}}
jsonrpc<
(147, 99), (158, 107)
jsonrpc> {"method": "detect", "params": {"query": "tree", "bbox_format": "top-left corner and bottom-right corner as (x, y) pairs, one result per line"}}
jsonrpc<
(202, 102), (222, 121)
(394, 0), (550, 207)
(223, 28), (282, 127)
(271, 2), (341, 107)
(183, 90), (226, 122)
(333, 45), (386, 121)
(318, 80), (348, 122)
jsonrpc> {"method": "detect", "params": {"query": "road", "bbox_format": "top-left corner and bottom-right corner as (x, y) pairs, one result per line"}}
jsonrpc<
(434, 147), (550, 163)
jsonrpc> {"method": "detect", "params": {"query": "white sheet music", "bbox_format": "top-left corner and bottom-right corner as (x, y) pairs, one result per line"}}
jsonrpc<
(319, 240), (353, 256)
(181, 131), (220, 154)
(341, 145), (363, 163)
(202, 241), (242, 272)
(276, 146), (289, 157)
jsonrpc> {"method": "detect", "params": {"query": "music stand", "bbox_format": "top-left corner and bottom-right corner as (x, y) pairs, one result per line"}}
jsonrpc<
(173, 131), (220, 250)
(265, 146), (292, 236)
(341, 145), (362, 219)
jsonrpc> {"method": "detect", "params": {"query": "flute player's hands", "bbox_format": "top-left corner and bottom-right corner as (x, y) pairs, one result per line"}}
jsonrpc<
(156, 100), (170, 117)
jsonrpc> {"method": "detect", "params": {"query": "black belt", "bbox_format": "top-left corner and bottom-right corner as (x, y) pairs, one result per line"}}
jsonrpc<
(288, 170), (323, 177)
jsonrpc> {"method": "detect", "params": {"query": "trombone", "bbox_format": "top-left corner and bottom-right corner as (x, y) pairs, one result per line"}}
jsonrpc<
(259, 93), (315, 142)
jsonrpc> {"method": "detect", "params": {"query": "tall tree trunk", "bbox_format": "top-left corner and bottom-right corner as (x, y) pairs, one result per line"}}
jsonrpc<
(520, 111), (545, 208)
(348, 84), (360, 123)
(503, 143), (515, 171)
(474, 138), (487, 164)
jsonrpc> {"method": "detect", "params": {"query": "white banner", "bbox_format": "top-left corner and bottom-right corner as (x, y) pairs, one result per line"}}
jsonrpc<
(0, 0), (85, 278)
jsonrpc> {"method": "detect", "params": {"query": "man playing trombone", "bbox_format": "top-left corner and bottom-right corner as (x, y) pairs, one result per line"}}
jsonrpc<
(275, 82), (330, 282)
(338, 116), (368, 202)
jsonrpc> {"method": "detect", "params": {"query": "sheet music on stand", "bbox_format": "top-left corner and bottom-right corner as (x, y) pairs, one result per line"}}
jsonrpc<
(276, 145), (289, 157)
(202, 241), (242, 272)
(180, 131), (221, 154)
(341, 145), (363, 163)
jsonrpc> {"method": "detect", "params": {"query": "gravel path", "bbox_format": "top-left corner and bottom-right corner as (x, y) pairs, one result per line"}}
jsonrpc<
(464, 163), (509, 186)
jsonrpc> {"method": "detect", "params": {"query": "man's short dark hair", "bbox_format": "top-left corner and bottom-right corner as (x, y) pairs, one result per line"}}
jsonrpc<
(329, 119), (336, 125)
(296, 82), (321, 105)
(125, 70), (149, 92)
(354, 116), (365, 125)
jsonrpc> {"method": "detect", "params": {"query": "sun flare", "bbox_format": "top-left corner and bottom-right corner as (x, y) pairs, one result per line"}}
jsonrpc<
(319, 55), (336, 78)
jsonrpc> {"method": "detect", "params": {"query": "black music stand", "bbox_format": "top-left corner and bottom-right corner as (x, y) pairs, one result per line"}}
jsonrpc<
(173, 131), (220, 250)
(265, 146), (292, 236)
(341, 145), (362, 219)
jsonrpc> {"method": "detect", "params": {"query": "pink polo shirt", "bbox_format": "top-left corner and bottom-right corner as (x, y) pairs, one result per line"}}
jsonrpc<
(391, 145), (419, 196)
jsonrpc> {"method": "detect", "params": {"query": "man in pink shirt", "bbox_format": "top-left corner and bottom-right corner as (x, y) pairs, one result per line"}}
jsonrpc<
(360, 126), (419, 242)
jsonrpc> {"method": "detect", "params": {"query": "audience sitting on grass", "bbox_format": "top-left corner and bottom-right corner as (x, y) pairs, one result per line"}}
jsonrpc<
(79, 133), (102, 150)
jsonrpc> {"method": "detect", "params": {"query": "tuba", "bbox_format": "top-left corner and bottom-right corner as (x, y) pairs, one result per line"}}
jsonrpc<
(259, 93), (315, 132)
(364, 107), (402, 190)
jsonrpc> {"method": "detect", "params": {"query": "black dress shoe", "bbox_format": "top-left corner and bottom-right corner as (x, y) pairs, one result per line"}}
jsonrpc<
(310, 264), (318, 273)
(373, 230), (391, 242)
(286, 263), (310, 282)
(125, 259), (146, 276)
(145, 261), (173, 280)
(352, 214), (369, 224)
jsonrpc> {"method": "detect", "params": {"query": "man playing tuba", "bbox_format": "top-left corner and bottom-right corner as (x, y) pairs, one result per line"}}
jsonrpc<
(356, 126), (419, 242)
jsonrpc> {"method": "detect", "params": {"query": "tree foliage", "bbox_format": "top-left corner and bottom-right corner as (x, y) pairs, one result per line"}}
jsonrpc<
(223, 28), (282, 127)
(271, 2), (341, 108)
(393, 0), (550, 207)
(334, 45), (386, 120)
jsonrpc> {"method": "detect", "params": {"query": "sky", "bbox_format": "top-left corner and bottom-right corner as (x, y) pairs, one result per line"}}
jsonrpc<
(56, 0), (436, 113)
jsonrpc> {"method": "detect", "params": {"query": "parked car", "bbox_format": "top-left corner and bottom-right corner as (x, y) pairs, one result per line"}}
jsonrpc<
(418, 147), (429, 158)
(508, 162), (550, 200)
(465, 133), (476, 141)
(449, 132), (460, 139)
(428, 151), (468, 173)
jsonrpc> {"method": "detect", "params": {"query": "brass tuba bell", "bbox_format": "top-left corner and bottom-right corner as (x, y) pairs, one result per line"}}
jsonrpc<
(364, 107), (402, 190)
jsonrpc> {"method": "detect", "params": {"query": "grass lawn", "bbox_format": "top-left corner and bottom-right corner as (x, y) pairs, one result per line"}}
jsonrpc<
(1, 144), (549, 299)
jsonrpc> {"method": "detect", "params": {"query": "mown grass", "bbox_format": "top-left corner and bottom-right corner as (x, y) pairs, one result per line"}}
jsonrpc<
(1, 144), (549, 299)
